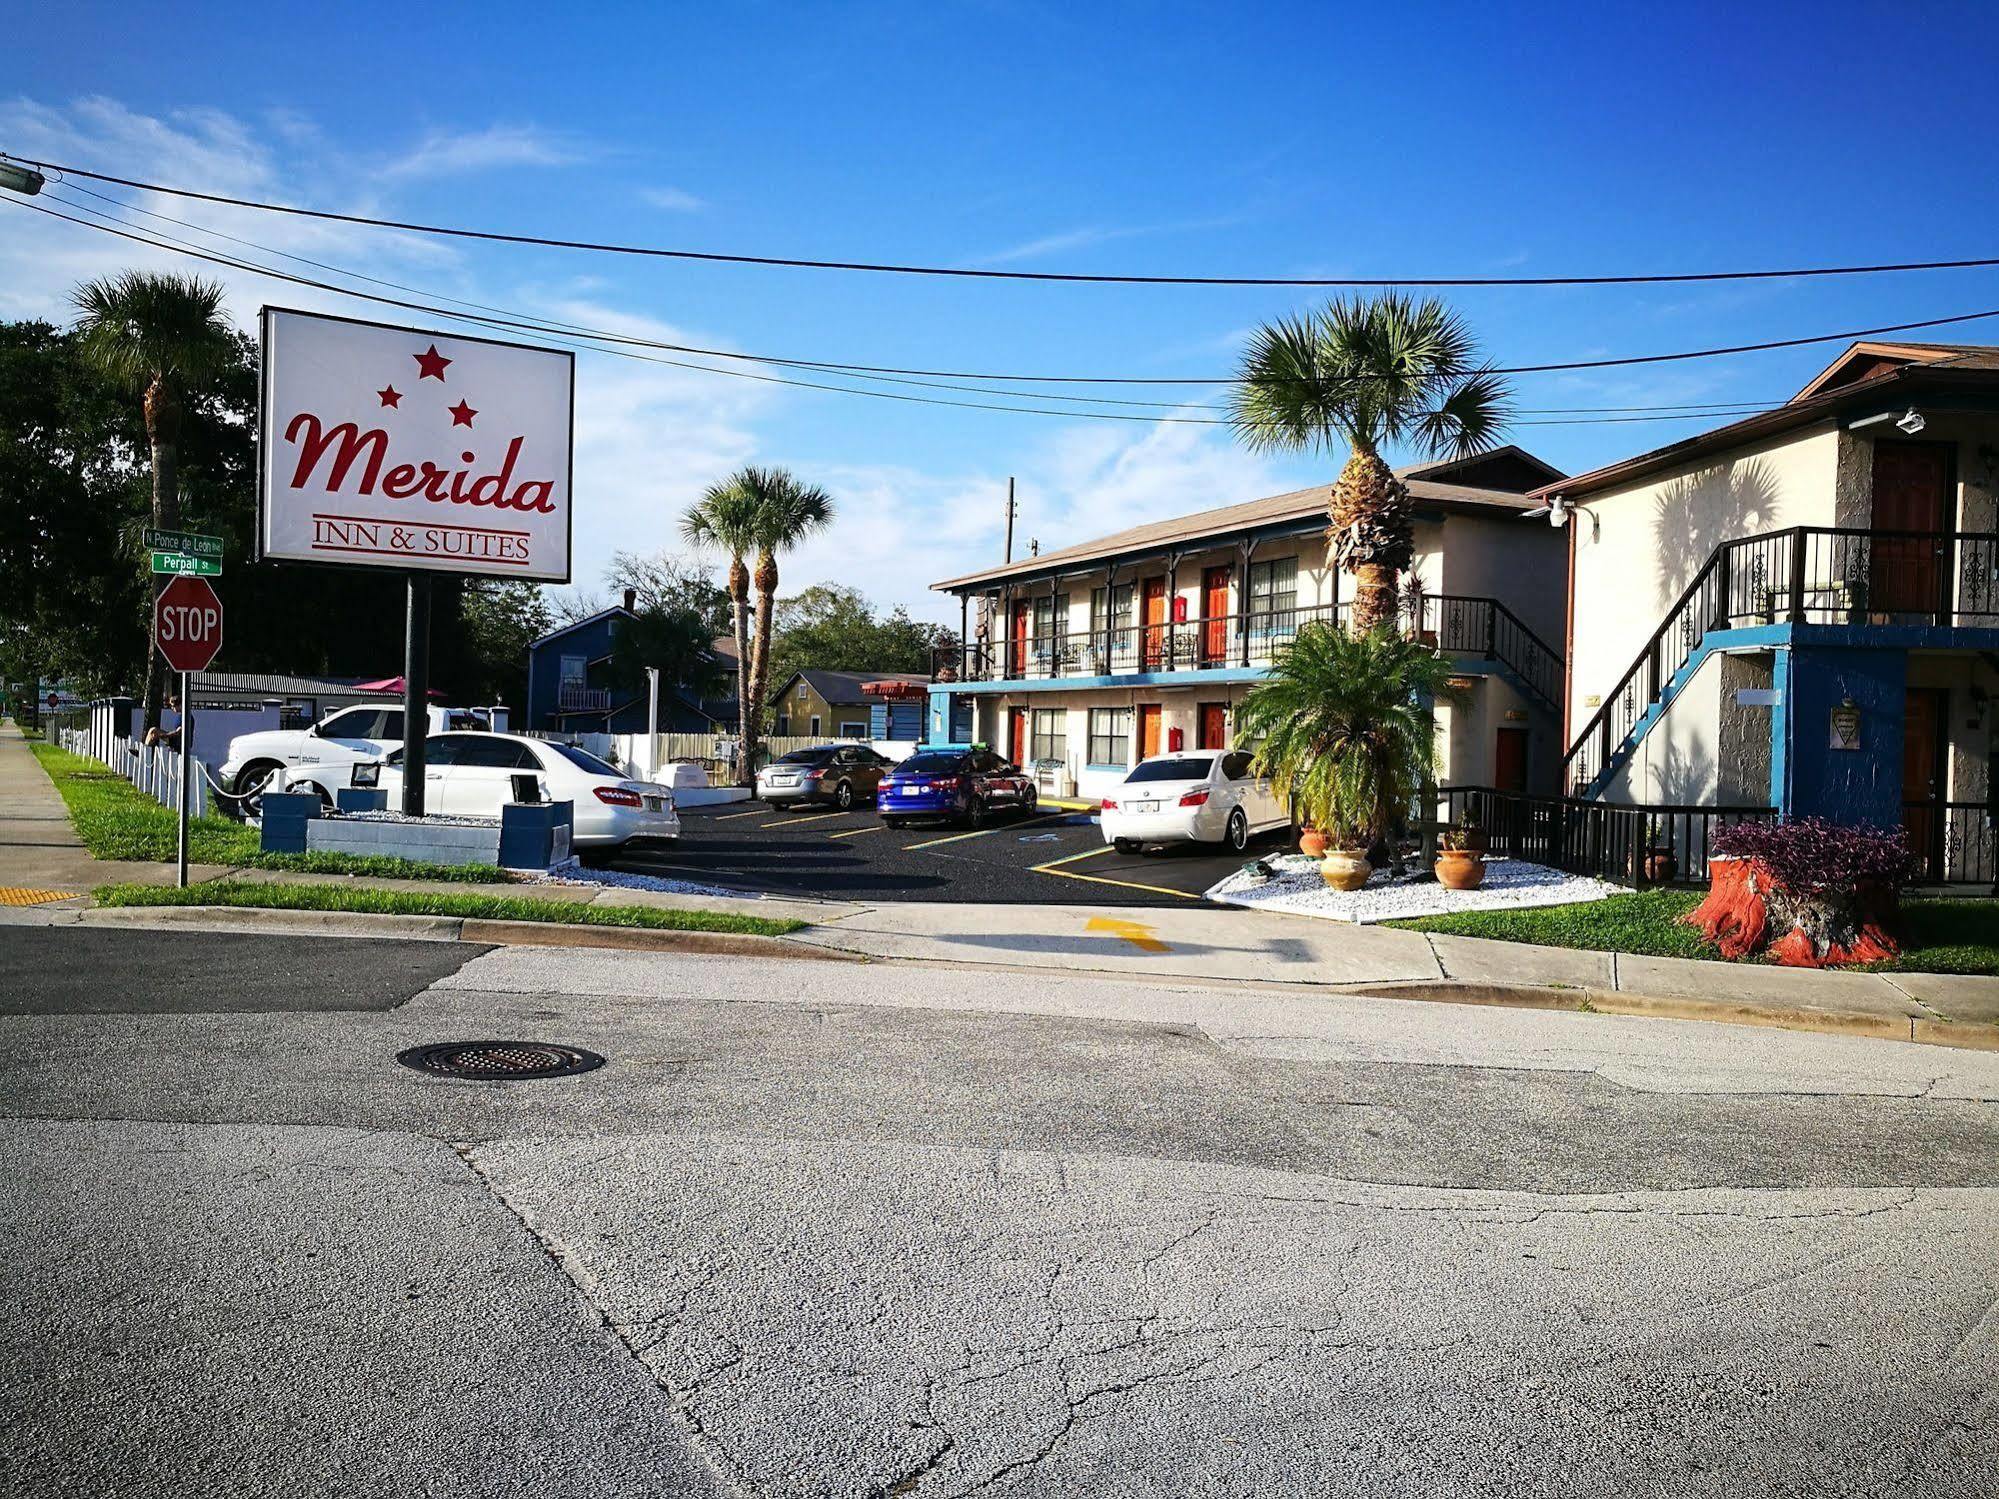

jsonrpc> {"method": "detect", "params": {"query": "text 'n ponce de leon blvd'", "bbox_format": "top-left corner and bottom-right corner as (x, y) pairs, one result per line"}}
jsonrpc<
(260, 309), (573, 582)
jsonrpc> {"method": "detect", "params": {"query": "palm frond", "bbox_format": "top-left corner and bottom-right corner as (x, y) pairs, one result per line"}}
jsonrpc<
(1408, 367), (1513, 460)
(70, 271), (233, 392)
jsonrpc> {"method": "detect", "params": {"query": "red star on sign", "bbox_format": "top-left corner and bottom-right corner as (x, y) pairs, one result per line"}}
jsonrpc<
(377, 385), (402, 408)
(448, 399), (477, 427)
(413, 345), (451, 380)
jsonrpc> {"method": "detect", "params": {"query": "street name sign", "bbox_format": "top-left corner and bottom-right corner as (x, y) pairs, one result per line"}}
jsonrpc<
(154, 575), (224, 674)
(151, 551), (223, 576)
(257, 307), (575, 582)
(143, 528), (224, 558)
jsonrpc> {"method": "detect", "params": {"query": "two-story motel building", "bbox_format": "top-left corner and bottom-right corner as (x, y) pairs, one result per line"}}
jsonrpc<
(926, 447), (1571, 803)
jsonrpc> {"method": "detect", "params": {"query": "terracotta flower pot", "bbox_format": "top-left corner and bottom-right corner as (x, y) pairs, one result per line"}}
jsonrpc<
(1298, 827), (1331, 859)
(1642, 850), (1678, 884)
(1435, 848), (1487, 891)
(1319, 848), (1372, 892)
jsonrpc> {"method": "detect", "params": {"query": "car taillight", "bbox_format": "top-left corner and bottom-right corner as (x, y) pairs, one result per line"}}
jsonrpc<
(930, 776), (960, 790)
(1178, 790), (1210, 807)
(593, 787), (643, 807)
(1099, 797), (1118, 810)
(804, 768), (825, 780)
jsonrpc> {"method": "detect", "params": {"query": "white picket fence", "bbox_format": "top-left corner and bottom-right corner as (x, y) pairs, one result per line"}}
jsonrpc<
(60, 728), (213, 819)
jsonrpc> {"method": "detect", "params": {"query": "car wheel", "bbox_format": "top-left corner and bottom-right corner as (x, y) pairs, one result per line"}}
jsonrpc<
(233, 760), (286, 820)
(1113, 837), (1141, 855)
(1225, 808), (1249, 853)
(1019, 784), (1039, 815)
(884, 817), (905, 830)
(966, 795), (988, 829)
(835, 780), (855, 811)
(305, 782), (335, 812)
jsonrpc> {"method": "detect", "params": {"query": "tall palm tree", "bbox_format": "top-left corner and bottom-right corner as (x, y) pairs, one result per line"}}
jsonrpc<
(71, 271), (235, 728)
(1235, 623), (1460, 849)
(1229, 293), (1510, 635)
(680, 477), (763, 783)
(739, 467), (833, 772)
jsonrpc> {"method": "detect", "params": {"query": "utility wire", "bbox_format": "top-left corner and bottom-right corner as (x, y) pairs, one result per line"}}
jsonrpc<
(49, 181), (1810, 421)
(14, 153), (1999, 289)
(4, 193), (1920, 430)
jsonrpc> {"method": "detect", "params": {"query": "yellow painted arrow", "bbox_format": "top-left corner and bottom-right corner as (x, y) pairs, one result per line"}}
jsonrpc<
(1084, 916), (1170, 953)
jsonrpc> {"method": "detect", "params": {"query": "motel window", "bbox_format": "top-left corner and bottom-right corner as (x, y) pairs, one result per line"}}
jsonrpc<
(1089, 584), (1135, 635)
(1247, 557), (1298, 619)
(1031, 594), (1063, 651)
(1087, 706), (1134, 767)
(558, 654), (588, 686)
(1030, 708), (1067, 763)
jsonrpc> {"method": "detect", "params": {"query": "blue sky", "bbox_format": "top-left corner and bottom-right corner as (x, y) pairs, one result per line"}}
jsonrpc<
(9, 1), (1999, 620)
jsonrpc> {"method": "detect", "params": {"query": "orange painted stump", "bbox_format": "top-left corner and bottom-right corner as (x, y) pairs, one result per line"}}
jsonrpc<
(1683, 855), (1899, 969)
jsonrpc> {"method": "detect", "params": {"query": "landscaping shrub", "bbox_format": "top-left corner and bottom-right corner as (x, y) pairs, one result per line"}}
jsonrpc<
(1688, 818), (1915, 967)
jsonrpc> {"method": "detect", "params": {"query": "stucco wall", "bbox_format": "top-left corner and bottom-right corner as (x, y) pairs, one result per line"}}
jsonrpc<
(1425, 511), (1569, 649)
(1716, 652), (1776, 805)
(1568, 422), (1845, 732)
(1601, 649), (1726, 805)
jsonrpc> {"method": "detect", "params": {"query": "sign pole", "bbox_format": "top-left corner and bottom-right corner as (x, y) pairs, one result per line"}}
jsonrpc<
(402, 573), (432, 818)
(176, 670), (192, 889)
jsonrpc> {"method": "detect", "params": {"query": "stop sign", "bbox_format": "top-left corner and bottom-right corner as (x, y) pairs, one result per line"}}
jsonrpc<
(154, 575), (223, 673)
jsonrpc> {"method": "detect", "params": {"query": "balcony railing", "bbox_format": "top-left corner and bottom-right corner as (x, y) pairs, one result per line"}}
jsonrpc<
(1441, 786), (1776, 888)
(1567, 527), (1999, 794)
(1407, 594), (1564, 711)
(556, 684), (612, 712)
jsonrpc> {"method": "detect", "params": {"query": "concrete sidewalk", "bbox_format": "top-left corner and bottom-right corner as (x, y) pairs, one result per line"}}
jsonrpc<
(6, 717), (1995, 1045)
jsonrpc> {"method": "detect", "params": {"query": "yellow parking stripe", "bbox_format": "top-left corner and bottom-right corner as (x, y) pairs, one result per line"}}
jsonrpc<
(828, 824), (883, 839)
(906, 811), (1063, 850)
(1028, 845), (1206, 901)
(711, 807), (769, 821)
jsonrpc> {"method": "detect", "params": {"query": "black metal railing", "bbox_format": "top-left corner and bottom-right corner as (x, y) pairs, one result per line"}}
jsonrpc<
(1409, 594), (1564, 710)
(1566, 527), (1999, 794)
(1906, 801), (1999, 887)
(1441, 785), (1776, 887)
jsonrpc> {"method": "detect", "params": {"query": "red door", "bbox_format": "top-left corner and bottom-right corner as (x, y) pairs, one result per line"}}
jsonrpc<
(1008, 600), (1030, 677)
(1494, 726), (1528, 792)
(1902, 689), (1947, 880)
(1008, 707), (1029, 766)
(1140, 578), (1168, 669)
(1197, 702), (1228, 750)
(1137, 704), (1163, 761)
(1870, 441), (1951, 618)
(1201, 567), (1230, 665)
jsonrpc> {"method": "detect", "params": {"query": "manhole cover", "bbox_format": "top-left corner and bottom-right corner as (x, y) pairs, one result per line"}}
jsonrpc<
(396, 1041), (605, 1081)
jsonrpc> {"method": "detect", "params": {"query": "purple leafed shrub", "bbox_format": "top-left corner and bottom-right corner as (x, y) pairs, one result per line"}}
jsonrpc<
(1710, 817), (1916, 898)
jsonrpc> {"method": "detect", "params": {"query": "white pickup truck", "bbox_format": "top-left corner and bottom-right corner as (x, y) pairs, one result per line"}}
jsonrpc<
(220, 704), (500, 813)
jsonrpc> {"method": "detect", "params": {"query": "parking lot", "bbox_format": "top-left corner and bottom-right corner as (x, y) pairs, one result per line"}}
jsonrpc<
(603, 800), (1290, 906)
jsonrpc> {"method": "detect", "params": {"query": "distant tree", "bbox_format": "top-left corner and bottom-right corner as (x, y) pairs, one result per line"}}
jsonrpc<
(605, 600), (727, 705)
(768, 584), (956, 689)
(606, 550), (730, 635)
(70, 272), (238, 728)
(680, 478), (765, 782)
(1230, 293), (1510, 634)
(454, 581), (552, 708)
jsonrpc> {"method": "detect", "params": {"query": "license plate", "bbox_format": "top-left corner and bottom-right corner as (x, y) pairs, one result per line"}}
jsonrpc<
(643, 796), (665, 811)
(1135, 801), (1159, 813)
(901, 786), (922, 796)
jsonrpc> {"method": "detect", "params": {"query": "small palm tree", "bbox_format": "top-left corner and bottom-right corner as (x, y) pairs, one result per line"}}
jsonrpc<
(680, 478), (764, 783)
(1230, 293), (1510, 635)
(691, 467), (834, 774)
(71, 271), (235, 727)
(1235, 624), (1459, 849)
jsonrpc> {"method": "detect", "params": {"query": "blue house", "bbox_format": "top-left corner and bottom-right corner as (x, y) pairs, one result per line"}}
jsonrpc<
(525, 592), (739, 735)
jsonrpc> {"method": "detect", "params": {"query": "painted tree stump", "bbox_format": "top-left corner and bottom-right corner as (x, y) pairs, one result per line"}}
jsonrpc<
(1683, 855), (1899, 968)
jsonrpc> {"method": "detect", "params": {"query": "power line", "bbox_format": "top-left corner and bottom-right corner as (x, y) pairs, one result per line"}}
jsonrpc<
(15, 152), (1999, 289)
(46, 183), (1814, 420)
(4, 193), (1946, 433)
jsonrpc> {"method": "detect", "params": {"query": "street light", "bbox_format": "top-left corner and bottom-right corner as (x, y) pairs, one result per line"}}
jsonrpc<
(0, 161), (46, 196)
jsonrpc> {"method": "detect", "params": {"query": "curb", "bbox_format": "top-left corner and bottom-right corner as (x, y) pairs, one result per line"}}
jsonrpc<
(1352, 980), (1999, 1052)
(70, 903), (864, 962)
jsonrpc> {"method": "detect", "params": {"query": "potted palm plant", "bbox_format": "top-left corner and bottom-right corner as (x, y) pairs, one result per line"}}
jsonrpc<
(1236, 624), (1459, 894)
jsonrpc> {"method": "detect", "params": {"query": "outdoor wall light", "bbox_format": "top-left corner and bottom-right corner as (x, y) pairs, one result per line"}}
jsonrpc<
(1895, 408), (1927, 436)
(352, 762), (381, 788)
(0, 161), (44, 195)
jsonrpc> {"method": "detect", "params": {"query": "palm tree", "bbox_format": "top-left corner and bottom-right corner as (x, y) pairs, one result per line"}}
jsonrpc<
(740, 467), (833, 771)
(71, 271), (235, 728)
(680, 478), (764, 783)
(1229, 293), (1510, 635)
(1234, 623), (1460, 850)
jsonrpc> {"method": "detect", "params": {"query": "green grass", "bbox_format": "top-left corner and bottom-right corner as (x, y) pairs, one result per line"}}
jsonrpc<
(94, 879), (806, 936)
(1388, 888), (1999, 976)
(28, 740), (511, 882)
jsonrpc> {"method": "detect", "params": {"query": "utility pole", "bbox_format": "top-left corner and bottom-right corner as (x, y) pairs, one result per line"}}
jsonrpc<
(1003, 477), (1016, 564)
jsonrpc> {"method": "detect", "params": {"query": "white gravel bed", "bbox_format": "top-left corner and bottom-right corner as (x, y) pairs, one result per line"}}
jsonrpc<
(339, 809), (498, 828)
(1206, 853), (1622, 924)
(524, 861), (759, 899)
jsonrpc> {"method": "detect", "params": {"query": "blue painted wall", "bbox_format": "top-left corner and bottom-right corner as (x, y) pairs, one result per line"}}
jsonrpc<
(1779, 644), (1908, 828)
(526, 613), (623, 730)
(870, 700), (924, 741)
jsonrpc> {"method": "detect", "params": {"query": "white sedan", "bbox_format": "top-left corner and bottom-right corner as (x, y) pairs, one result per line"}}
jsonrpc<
(283, 731), (679, 848)
(1098, 750), (1289, 854)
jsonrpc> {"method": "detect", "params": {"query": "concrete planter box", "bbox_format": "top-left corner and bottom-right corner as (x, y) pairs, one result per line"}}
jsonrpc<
(261, 795), (573, 870)
(308, 818), (502, 867)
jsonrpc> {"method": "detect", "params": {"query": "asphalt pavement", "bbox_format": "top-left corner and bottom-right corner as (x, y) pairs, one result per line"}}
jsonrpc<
(604, 800), (1284, 905)
(5, 924), (1997, 1496)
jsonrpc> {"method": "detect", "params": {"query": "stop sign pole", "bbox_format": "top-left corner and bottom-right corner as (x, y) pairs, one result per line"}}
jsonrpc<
(155, 575), (224, 888)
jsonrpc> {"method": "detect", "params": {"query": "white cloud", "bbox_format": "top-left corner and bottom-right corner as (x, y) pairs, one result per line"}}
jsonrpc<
(639, 185), (705, 213)
(974, 215), (1246, 268)
(378, 124), (584, 181)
